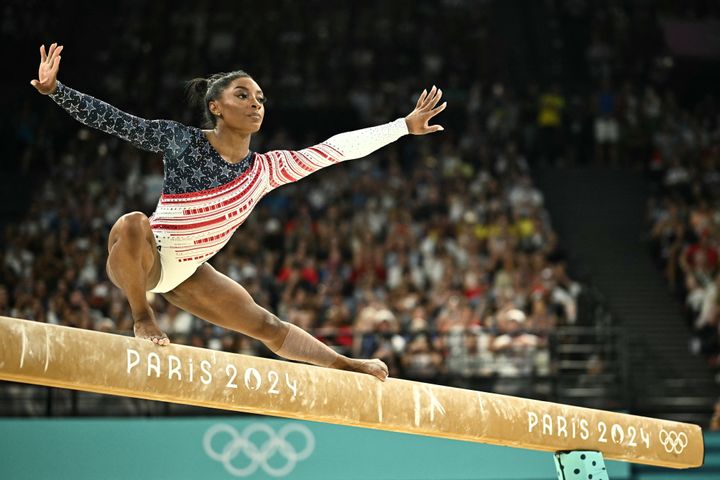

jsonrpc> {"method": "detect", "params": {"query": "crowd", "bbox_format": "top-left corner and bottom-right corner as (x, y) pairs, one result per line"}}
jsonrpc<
(646, 93), (720, 376)
(0, 1), (598, 395)
(1, 87), (585, 392)
(5, 0), (717, 402)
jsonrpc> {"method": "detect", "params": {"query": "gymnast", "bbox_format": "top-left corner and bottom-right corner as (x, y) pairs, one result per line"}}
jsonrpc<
(30, 43), (446, 380)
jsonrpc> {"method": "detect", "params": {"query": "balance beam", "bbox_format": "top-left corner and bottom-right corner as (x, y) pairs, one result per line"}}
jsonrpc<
(0, 316), (703, 469)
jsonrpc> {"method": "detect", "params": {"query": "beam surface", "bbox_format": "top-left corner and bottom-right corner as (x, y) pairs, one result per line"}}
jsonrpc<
(0, 316), (703, 469)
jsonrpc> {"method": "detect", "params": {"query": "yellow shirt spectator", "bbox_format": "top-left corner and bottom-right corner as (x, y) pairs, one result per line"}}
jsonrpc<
(537, 92), (565, 128)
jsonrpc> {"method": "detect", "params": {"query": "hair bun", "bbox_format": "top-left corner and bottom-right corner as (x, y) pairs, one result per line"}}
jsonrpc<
(195, 78), (209, 93)
(185, 78), (211, 111)
(185, 77), (210, 96)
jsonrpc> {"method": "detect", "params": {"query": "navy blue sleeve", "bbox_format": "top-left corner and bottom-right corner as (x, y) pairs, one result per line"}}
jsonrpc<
(49, 81), (189, 158)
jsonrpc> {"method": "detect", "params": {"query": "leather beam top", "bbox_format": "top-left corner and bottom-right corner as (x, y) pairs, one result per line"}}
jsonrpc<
(0, 316), (704, 469)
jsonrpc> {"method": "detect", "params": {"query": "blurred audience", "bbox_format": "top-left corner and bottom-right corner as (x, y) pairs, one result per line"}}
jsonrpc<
(645, 84), (720, 377)
(5, 0), (717, 395)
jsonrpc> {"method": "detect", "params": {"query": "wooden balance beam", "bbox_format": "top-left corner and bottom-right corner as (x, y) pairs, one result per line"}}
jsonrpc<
(0, 316), (703, 469)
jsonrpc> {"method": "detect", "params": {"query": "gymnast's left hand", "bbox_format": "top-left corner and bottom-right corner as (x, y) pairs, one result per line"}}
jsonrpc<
(404, 85), (446, 135)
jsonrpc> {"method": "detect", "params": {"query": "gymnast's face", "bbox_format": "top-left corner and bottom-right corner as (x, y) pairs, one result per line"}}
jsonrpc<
(210, 76), (266, 134)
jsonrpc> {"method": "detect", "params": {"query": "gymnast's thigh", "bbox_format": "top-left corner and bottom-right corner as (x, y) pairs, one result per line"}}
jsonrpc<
(162, 263), (277, 339)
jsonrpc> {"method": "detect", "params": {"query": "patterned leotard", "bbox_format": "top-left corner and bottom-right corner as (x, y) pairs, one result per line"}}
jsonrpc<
(50, 82), (408, 292)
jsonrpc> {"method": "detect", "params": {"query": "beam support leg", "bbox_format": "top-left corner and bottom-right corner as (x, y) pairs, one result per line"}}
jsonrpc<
(554, 451), (609, 480)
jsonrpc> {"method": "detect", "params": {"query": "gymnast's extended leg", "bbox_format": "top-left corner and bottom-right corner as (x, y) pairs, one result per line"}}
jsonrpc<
(106, 212), (169, 345)
(163, 263), (389, 380)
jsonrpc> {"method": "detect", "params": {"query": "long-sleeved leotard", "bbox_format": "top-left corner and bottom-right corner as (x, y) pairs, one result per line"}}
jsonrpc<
(50, 82), (408, 292)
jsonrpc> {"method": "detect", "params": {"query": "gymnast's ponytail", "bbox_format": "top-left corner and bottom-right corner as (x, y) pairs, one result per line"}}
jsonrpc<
(185, 77), (209, 105)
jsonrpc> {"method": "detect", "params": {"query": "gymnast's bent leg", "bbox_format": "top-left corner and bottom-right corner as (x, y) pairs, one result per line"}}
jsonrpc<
(106, 211), (169, 345)
(163, 263), (389, 380)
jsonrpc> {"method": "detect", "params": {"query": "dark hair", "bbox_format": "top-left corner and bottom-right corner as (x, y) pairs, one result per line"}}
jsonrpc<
(186, 70), (251, 127)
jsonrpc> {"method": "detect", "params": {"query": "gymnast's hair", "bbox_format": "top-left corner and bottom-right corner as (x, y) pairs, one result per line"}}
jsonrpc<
(186, 70), (251, 128)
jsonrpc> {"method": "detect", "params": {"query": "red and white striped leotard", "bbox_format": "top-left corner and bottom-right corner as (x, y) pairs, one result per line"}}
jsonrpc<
(50, 82), (408, 292)
(148, 122), (407, 291)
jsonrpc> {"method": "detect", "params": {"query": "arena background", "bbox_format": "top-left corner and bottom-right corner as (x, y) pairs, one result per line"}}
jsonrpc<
(1, 1), (720, 479)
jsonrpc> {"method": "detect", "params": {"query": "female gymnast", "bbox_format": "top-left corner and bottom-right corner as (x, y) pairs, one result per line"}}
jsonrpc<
(31, 43), (446, 380)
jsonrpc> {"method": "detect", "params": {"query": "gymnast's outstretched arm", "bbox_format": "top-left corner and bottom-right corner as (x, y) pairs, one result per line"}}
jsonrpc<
(262, 85), (447, 191)
(31, 43), (187, 158)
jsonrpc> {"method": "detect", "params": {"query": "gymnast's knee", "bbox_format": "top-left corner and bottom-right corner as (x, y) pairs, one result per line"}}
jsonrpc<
(109, 212), (151, 248)
(119, 212), (151, 237)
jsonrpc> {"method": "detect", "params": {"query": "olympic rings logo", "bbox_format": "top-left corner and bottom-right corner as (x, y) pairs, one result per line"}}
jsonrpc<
(203, 423), (315, 477)
(659, 429), (688, 454)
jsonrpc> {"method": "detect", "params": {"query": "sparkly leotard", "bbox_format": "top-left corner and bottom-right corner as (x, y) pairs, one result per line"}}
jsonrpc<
(50, 82), (408, 292)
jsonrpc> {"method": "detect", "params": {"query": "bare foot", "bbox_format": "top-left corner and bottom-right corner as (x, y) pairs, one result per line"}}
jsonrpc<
(133, 316), (170, 346)
(345, 358), (389, 381)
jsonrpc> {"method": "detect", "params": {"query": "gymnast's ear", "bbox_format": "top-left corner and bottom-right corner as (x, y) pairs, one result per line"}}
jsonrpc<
(208, 99), (221, 117)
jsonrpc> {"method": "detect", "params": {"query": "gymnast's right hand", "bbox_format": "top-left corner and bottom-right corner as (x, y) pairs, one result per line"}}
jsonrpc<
(31, 43), (63, 95)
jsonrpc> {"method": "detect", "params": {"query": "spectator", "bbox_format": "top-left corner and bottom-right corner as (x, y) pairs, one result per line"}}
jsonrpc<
(593, 79), (620, 165)
(536, 83), (566, 164)
(402, 333), (443, 381)
(491, 308), (543, 395)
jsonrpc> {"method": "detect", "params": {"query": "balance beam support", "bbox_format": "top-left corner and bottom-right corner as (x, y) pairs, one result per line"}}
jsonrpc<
(554, 451), (609, 480)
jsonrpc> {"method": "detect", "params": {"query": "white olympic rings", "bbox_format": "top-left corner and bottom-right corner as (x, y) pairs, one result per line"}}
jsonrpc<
(203, 423), (315, 477)
(658, 429), (688, 454)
